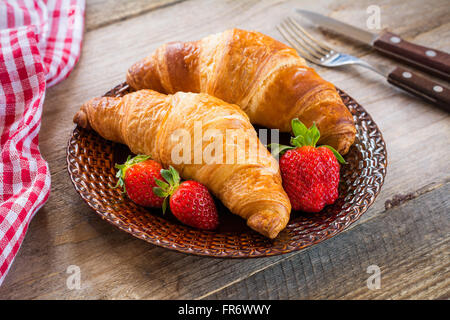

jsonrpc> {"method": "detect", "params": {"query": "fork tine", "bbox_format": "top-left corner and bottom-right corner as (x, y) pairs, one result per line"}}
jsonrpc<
(287, 17), (334, 53)
(277, 24), (321, 64)
(281, 20), (324, 60)
(277, 23), (323, 63)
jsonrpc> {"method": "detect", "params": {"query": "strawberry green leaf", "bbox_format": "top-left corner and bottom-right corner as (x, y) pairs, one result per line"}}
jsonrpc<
(153, 186), (168, 198)
(291, 118), (308, 138)
(289, 120), (320, 148)
(162, 197), (169, 215)
(267, 143), (295, 157)
(161, 169), (174, 186)
(128, 154), (150, 164)
(310, 122), (320, 147)
(169, 166), (180, 185)
(157, 166), (182, 198)
(155, 178), (169, 189)
(288, 119), (347, 164)
(321, 145), (347, 164)
(291, 135), (306, 148)
(113, 154), (152, 193)
(113, 177), (126, 193)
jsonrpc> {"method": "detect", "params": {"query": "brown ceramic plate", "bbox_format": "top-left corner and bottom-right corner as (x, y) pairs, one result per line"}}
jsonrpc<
(67, 83), (387, 258)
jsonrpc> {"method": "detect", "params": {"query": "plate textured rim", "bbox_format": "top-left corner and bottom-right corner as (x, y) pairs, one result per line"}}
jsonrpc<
(66, 84), (387, 258)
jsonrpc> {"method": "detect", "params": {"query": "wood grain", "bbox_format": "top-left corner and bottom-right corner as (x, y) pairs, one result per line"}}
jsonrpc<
(0, 0), (449, 299)
(85, 0), (184, 31)
(203, 183), (450, 300)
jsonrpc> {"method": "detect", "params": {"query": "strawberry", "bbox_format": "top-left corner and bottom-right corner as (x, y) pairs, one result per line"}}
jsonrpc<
(115, 155), (164, 208)
(269, 119), (346, 212)
(153, 166), (219, 230)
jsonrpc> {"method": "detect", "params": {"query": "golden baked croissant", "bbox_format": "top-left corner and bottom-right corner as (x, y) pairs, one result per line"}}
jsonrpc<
(126, 28), (356, 154)
(73, 89), (291, 239)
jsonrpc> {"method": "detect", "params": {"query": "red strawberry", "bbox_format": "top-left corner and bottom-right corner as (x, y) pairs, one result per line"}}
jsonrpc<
(269, 119), (346, 212)
(115, 155), (164, 208)
(153, 166), (219, 230)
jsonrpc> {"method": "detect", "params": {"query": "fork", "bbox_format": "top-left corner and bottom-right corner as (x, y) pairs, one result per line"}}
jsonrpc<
(278, 17), (450, 112)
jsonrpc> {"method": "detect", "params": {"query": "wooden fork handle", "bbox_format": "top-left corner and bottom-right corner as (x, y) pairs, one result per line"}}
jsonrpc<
(374, 32), (450, 81)
(387, 66), (450, 112)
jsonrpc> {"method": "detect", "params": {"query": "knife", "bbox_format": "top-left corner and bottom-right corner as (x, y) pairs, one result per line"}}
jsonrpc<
(296, 9), (450, 81)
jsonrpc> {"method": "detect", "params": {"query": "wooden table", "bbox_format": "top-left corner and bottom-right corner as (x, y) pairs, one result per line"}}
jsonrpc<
(1, 0), (448, 300)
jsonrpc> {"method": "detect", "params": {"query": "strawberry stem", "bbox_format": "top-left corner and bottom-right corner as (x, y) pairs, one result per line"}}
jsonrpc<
(152, 165), (181, 214)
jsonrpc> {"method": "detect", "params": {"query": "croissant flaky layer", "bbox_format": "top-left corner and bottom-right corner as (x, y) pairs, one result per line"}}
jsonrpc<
(74, 89), (291, 239)
(127, 28), (356, 154)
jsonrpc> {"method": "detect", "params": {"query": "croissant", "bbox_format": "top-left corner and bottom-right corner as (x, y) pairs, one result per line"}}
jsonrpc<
(126, 28), (356, 154)
(73, 89), (291, 239)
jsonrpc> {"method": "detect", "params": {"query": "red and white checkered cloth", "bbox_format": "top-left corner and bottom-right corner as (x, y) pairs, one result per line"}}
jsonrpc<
(0, 0), (85, 286)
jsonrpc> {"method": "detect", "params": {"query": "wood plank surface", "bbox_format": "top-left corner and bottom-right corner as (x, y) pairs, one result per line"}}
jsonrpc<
(204, 183), (450, 300)
(0, 0), (449, 299)
(85, 0), (184, 31)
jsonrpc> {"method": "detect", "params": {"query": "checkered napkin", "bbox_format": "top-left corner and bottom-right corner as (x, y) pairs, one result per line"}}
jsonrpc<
(0, 0), (85, 285)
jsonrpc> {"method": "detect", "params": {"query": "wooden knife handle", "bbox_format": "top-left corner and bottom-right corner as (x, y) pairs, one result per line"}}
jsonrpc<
(387, 66), (450, 112)
(374, 31), (450, 81)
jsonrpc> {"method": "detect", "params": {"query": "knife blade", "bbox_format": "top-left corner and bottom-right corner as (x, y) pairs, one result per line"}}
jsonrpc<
(296, 9), (450, 81)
